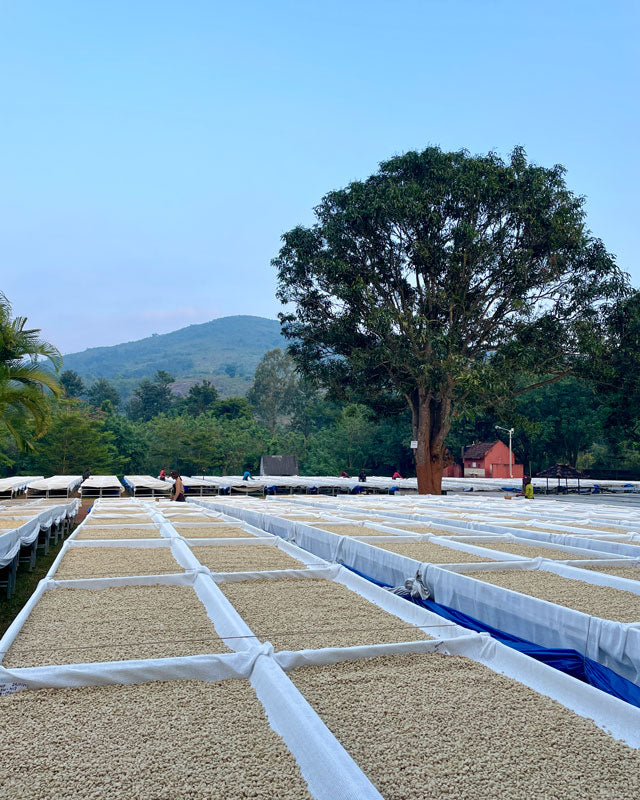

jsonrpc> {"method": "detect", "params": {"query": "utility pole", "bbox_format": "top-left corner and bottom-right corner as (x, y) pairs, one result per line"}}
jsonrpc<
(495, 425), (515, 478)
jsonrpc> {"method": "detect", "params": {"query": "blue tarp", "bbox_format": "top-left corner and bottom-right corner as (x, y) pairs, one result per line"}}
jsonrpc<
(344, 563), (640, 709)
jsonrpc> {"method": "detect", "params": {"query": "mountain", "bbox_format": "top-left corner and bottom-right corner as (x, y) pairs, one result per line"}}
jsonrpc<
(62, 315), (285, 399)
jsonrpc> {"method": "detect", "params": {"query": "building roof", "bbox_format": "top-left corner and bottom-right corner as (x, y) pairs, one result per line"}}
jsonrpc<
(463, 441), (500, 460)
(535, 463), (583, 479)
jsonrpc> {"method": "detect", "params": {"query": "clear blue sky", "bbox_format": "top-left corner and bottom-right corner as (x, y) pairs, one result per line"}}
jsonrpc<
(1, 0), (638, 353)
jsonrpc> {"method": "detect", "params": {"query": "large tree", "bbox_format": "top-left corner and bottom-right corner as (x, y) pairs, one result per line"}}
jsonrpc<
(182, 379), (219, 416)
(0, 292), (63, 450)
(247, 348), (297, 432)
(127, 370), (175, 421)
(274, 146), (627, 493)
(580, 290), (640, 451)
(87, 377), (121, 410)
(28, 403), (117, 474)
(60, 369), (86, 399)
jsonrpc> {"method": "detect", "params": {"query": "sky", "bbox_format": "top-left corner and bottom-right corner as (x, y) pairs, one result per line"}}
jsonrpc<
(1, 0), (638, 354)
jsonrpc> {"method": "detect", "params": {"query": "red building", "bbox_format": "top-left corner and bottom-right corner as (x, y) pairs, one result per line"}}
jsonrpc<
(462, 441), (523, 479)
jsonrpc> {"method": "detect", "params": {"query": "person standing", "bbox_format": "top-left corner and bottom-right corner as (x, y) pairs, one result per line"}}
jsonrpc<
(159, 468), (167, 481)
(170, 470), (185, 502)
(358, 468), (367, 483)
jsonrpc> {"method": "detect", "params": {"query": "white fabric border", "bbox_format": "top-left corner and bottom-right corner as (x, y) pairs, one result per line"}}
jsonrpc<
(0, 499), (79, 567)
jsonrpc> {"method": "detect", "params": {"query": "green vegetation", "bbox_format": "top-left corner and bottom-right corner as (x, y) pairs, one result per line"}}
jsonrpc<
(61, 315), (285, 399)
(1, 328), (640, 480)
(0, 292), (63, 453)
(274, 146), (627, 492)
(60, 369), (86, 398)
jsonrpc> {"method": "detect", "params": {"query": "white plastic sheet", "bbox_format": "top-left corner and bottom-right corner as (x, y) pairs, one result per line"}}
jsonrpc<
(27, 476), (82, 495)
(0, 476), (43, 496)
(0, 499), (79, 568)
(79, 475), (124, 495)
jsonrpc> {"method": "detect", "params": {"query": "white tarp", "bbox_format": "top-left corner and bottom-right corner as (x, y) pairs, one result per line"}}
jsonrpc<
(0, 476), (43, 496)
(123, 475), (172, 493)
(27, 476), (82, 494)
(79, 475), (124, 494)
(0, 499), (79, 568)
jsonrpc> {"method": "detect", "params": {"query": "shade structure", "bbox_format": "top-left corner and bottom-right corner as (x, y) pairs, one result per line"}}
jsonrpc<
(122, 475), (172, 496)
(0, 477), (43, 499)
(26, 476), (82, 498)
(79, 476), (124, 497)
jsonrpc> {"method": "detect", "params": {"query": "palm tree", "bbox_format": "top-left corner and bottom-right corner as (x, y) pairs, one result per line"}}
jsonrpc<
(0, 292), (63, 449)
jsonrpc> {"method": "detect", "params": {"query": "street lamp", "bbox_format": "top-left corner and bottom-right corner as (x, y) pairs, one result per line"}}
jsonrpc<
(495, 425), (515, 479)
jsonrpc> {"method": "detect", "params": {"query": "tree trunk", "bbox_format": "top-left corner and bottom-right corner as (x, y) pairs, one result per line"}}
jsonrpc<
(411, 389), (451, 495)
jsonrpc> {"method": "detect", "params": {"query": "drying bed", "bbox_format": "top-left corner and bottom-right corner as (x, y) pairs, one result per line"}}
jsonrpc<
(380, 524), (468, 536)
(191, 544), (304, 572)
(53, 547), (182, 579)
(567, 523), (637, 534)
(83, 516), (154, 526)
(578, 564), (640, 580)
(75, 526), (161, 540)
(290, 652), (640, 800)
(220, 576), (429, 650)
(0, 518), (33, 528)
(509, 523), (625, 536)
(0, 679), (312, 800)
(471, 569), (640, 622)
(375, 541), (494, 563)
(465, 541), (591, 560)
(175, 525), (259, 538)
(312, 524), (394, 536)
(3, 585), (228, 667)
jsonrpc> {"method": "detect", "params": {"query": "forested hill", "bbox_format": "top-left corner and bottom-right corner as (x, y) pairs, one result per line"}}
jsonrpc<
(62, 315), (285, 398)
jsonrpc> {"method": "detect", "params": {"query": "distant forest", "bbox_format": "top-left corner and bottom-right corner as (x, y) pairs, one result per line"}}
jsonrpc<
(60, 315), (285, 400)
(2, 346), (638, 479)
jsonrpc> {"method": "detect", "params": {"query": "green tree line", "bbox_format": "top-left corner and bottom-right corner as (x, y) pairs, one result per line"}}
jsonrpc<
(2, 343), (639, 479)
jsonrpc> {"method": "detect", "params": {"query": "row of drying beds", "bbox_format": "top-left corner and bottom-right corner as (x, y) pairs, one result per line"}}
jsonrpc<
(2, 497), (640, 798)
(277, 491), (640, 527)
(274, 493), (640, 548)
(0, 500), (80, 599)
(195, 496), (640, 687)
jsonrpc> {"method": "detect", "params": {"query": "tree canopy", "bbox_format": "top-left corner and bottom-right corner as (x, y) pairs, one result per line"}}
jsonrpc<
(28, 403), (117, 474)
(87, 377), (121, 410)
(274, 146), (628, 493)
(247, 348), (297, 432)
(180, 379), (219, 416)
(60, 370), (86, 399)
(127, 370), (175, 421)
